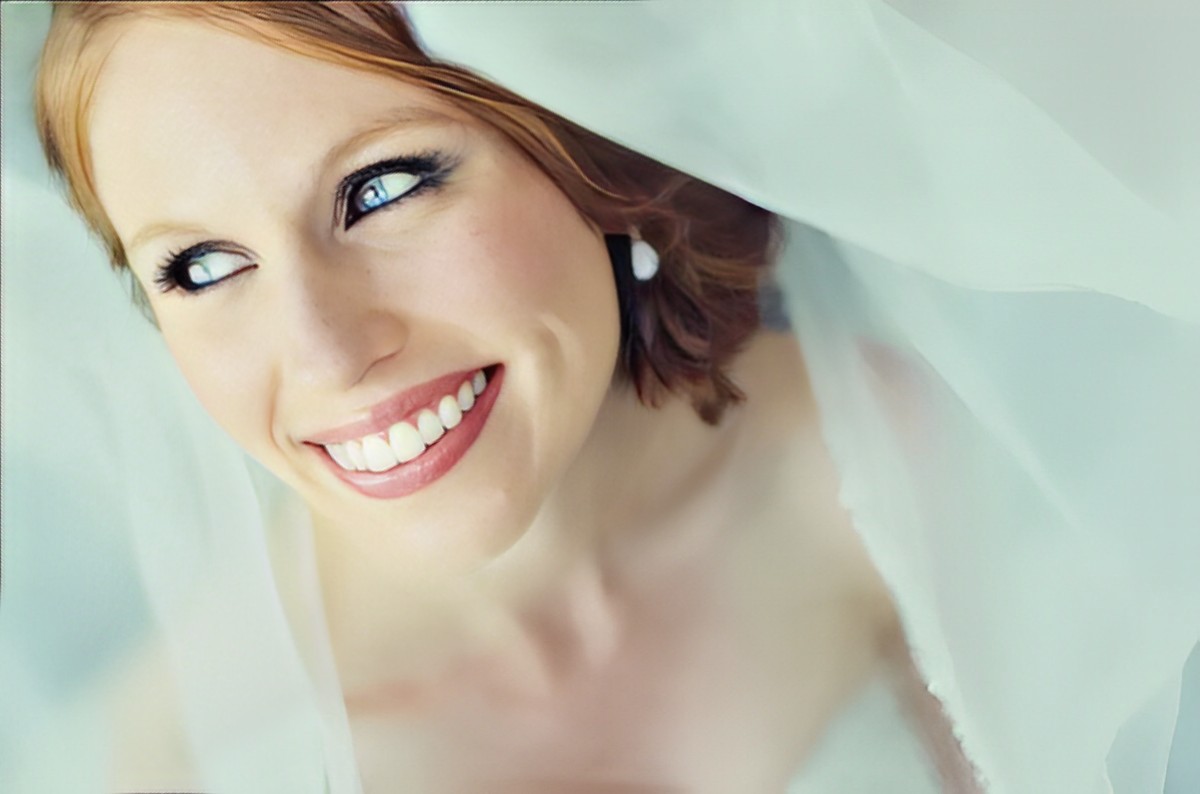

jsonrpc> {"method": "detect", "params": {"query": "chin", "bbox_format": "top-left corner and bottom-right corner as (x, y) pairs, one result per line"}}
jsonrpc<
(301, 474), (541, 577)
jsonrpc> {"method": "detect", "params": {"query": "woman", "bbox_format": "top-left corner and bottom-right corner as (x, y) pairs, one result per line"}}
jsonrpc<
(31, 2), (953, 791)
(10, 1), (1199, 792)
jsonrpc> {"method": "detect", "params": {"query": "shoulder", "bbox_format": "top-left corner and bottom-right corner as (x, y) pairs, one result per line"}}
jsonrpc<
(726, 329), (899, 627)
(712, 329), (909, 752)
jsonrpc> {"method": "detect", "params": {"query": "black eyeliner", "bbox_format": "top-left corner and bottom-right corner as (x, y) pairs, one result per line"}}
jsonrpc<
(154, 240), (225, 294)
(336, 150), (450, 229)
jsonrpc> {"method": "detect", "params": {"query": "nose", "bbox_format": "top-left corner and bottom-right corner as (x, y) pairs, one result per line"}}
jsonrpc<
(276, 240), (408, 392)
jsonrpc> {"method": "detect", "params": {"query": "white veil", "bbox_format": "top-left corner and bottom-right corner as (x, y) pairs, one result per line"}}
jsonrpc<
(2, 2), (1197, 792)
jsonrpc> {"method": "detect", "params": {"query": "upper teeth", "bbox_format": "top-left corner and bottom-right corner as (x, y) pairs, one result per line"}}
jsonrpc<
(324, 369), (488, 473)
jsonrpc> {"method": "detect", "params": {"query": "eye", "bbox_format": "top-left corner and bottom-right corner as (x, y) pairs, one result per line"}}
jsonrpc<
(154, 243), (255, 295)
(338, 151), (450, 230)
(352, 172), (421, 215)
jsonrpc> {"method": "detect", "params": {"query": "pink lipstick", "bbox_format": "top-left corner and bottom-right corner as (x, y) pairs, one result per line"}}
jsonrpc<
(310, 364), (504, 499)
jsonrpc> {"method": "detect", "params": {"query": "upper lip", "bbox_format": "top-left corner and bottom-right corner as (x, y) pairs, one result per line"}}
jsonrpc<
(303, 366), (488, 445)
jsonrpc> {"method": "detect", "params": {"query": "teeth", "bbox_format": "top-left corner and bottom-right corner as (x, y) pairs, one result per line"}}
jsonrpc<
(323, 369), (494, 472)
(388, 420), (426, 463)
(361, 435), (398, 472)
(438, 394), (463, 429)
(416, 409), (445, 445)
(346, 439), (368, 471)
(326, 442), (355, 471)
(457, 380), (475, 411)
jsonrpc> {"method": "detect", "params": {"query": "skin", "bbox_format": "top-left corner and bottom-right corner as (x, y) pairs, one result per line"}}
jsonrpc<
(88, 15), (973, 793)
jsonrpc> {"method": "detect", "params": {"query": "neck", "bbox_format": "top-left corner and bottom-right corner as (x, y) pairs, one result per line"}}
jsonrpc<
(476, 372), (746, 608)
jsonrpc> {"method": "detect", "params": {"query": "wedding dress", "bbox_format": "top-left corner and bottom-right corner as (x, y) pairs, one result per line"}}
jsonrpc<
(3, 2), (1197, 792)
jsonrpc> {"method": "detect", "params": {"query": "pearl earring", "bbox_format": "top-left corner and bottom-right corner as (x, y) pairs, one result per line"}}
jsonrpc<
(630, 231), (659, 281)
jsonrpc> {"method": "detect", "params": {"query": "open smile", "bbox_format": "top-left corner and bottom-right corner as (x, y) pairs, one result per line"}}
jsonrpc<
(307, 364), (504, 499)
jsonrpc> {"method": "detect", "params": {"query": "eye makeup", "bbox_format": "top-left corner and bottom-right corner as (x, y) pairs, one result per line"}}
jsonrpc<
(151, 148), (457, 295)
(153, 241), (254, 294)
(336, 149), (455, 230)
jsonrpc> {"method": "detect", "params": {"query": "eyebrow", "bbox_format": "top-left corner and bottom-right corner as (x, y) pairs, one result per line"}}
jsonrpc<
(126, 105), (461, 254)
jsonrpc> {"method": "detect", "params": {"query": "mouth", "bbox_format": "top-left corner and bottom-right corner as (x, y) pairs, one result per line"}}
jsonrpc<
(307, 364), (504, 500)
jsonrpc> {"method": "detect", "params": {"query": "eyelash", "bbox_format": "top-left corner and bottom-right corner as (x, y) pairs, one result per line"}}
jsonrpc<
(153, 150), (453, 295)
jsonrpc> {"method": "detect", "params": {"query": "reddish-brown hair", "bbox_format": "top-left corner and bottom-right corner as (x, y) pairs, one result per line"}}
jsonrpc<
(35, 1), (778, 424)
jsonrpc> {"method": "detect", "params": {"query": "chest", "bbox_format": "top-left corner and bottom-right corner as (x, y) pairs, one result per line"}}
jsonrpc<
(347, 513), (894, 792)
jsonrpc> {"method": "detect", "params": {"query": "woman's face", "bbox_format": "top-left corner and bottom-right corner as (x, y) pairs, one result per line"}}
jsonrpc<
(88, 17), (622, 568)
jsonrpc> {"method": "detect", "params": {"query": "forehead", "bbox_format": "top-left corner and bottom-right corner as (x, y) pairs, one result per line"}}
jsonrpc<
(88, 16), (467, 235)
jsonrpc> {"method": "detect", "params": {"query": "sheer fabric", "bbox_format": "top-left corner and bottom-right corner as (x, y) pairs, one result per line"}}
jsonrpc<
(2, 2), (1198, 793)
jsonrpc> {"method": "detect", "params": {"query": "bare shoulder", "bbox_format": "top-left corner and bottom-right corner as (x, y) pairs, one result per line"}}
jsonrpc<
(706, 331), (906, 760)
(726, 328), (898, 624)
(730, 330), (982, 793)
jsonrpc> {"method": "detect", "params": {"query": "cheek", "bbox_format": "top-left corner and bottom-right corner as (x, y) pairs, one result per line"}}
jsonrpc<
(432, 176), (618, 344)
(407, 168), (622, 507)
(162, 326), (275, 455)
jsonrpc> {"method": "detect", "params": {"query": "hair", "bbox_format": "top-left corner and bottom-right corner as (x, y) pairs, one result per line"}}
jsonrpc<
(35, 1), (779, 425)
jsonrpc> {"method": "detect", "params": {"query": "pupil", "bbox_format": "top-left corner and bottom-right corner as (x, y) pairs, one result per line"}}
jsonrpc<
(360, 183), (385, 210)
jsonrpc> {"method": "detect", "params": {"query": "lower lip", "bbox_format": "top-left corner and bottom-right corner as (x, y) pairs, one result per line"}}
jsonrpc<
(315, 365), (504, 500)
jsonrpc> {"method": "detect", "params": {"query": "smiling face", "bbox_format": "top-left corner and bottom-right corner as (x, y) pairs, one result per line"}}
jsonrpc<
(87, 17), (622, 568)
